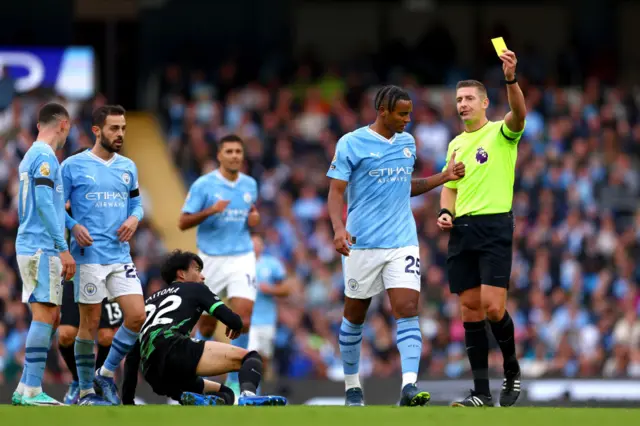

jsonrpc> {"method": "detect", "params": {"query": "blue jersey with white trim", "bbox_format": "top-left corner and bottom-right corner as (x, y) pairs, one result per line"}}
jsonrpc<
(62, 151), (142, 265)
(16, 142), (66, 256)
(182, 170), (258, 256)
(326, 126), (418, 249)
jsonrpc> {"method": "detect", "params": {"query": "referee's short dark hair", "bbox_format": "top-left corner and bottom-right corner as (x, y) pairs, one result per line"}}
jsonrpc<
(374, 85), (411, 112)
(217, 134), (245, 152)
(38, 103), (69, 125)
(160, 249), (204, 284)
(456, 80), (487, 97)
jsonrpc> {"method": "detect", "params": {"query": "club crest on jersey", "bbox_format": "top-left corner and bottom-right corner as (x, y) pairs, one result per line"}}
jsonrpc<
(476, 147), (488, 164)
(122, 172), (131, 184)
(403, 147), (412, 158)
(243, 192), (252, 203)
(40, 162), (50, 176)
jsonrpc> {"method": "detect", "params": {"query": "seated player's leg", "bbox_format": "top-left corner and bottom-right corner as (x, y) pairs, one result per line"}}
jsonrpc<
(16, 252), (64, 406)
(74, 264), (111, 406)
(194, 341), (285, 406)
(382, 246), (430, 407)
(220, 251), (257, 394)
(94, 263), (145, 405)
(96, 299), (123, 370)
(58, 280), (80, 404)
(478, 216), (520, 407)
(247, 324), (276, 393)
(340, 249), (386, 406)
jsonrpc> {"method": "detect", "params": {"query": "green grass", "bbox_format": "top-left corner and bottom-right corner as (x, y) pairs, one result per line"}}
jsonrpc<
(1, 406), (639, 426)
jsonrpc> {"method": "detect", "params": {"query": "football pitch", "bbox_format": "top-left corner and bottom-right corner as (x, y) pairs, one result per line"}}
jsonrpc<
(1, 406), (639, 426)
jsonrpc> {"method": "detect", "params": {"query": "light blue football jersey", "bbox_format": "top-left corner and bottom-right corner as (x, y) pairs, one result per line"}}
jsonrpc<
(16, 141), (67, 256)
(326, 126), (418, 249)
(182, 170), (258, 256)
(61, 150), (142, 265)
(251, 254), (287, 326)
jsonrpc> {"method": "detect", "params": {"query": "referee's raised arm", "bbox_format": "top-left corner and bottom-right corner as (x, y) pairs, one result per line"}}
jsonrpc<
(500, 49), (527, 133)
(439, 49), (527, 408)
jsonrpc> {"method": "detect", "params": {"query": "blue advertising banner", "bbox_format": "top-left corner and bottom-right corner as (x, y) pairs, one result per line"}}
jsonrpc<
(0, 47), (95, 100)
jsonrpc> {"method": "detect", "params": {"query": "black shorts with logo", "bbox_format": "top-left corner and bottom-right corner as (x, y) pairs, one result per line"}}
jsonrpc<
(60, 281), (124, 329)
(142, 333), (205, 399)
(446, 212), (514, 294)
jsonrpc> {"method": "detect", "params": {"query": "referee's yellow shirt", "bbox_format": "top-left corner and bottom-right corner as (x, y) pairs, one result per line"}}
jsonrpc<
(442, 120), (525, 217)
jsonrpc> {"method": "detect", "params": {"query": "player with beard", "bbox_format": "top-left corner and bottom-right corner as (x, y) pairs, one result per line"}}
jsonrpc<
(61, 105), (146, 405)
(179, 134), (260, 397)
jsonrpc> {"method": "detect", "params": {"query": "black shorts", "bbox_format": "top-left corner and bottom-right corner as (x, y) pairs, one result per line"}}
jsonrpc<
(142, 333), (205, 399)
(446, 212), (514, 294)
(60, 281), (124, 329)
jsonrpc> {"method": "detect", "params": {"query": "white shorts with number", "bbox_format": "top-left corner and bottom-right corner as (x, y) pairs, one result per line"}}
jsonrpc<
(17, 250), (63, 305)
(342, 246), (421, 299)
(199, 251), (257, 303)
(248, 324), (276, 358)
(75, 263), (143, 304)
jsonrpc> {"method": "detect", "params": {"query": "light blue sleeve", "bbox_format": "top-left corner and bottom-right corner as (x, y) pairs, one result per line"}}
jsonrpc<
(326, 136), (352, 182)
(251, 179), (259, 205)
(182, 179), (206, 214)
(128, 163), (144, 221)
(32, 156), (68, 252)
(61, 161), (78, 230)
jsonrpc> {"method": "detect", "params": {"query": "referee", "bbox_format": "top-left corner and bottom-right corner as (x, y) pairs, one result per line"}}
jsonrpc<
(438, 49), (526, 407)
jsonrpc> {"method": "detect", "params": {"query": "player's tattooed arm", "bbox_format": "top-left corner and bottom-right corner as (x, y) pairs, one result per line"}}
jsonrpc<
(411, 151), (465, 197)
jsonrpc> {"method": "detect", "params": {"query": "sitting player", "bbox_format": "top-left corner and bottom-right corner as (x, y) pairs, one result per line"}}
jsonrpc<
(121, 250), (287, 406)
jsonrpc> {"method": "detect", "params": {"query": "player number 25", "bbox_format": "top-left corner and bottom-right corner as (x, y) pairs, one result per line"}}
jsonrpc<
(404, 255), (421, 276)
(125, 264), (138, 279)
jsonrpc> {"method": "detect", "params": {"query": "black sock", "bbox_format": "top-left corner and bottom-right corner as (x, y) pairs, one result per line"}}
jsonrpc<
(209, 384), (235, 405)
(95, 344), (111, 371)
(489, 311), (518, 373)
(238, 351), (263, 395)
(464, 320), (490, 396)
(59, 343), (79, 382)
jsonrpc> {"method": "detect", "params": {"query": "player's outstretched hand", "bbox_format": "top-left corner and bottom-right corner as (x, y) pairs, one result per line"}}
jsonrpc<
(334, 228), (352, 257)
(60, 250), (76, 280)
(437, 213), (454, 231)
(208, 199), (230, 215)
(225, 326), (241, 340)
(117, 216), (140, 242)
(445, 151), (465, 181)
(499, 49), (517, 81)
(72, 224), (94, 247)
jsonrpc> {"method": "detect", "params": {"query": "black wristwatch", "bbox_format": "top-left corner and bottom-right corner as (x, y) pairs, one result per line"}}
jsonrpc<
(504, 76), (518, 85)
(438, 208), (454, 219)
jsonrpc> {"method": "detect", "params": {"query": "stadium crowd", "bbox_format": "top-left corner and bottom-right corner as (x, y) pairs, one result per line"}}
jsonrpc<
(1, 56), (640, 387)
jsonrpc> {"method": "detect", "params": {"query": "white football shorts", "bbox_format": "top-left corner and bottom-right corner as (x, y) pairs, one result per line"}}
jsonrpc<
(75, 263), (143, 304)
(342, 246), (421, 299)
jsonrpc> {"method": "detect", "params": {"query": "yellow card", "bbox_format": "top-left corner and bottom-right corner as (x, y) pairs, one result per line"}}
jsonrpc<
(491, 37), (508, 56)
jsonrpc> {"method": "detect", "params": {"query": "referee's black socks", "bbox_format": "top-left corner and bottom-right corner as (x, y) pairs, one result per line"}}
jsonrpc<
(463, 320), (490, 396)
(489, 310), (519, 373)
